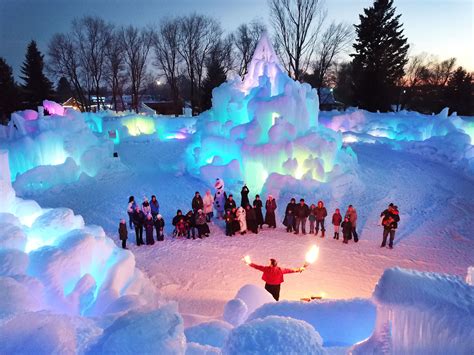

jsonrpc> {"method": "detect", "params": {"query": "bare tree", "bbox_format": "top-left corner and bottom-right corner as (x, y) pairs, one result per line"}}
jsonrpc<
(72, 16), (113, 111)
(269, 0), (325, 80)
(177, 14), (222, 114)
(234, 20), (266, 77)
(48, 33), (88, 111)
(312, 22), (352, 87)
(105, 29), (126, 111)
(120, 25), (154, 112)
(153, 18), (182, 114)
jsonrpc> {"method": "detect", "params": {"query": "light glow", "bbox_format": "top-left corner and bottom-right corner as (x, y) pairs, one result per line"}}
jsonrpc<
(305, 245), (319, 265)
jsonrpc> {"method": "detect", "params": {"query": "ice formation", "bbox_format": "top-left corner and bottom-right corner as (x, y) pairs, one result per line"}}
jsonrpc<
(0, 151), (158, 318)
(185, 33), (357, 194)
(0, 103), (121, 194)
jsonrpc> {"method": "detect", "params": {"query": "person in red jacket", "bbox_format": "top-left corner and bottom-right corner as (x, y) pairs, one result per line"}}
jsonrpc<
(246, 258), (305, 301)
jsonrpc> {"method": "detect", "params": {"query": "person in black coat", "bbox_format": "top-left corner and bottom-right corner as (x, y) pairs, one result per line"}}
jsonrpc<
(294, 199), (310, 234)
(225, 210), (235, 236)
(284, 198), (297, 233)
(172, 210), (184, 237)
(185, 210), (197, 239)
(118, 219), (128, 249)
(154, 214), (165, 241)
(144, 214), (155, 245)
(265, 195), (277, 228)
(245, 205), (258, 234)
(131, 206), (145, 246)
(253, 195), (264, 228)
(225, 194), (237, 212)
(341, 217), (352, 244)
(315, 200), (328, 237)
(380, 203), (400, 249)
(241, 185), (250, 207)
(192, 191), (204, 213)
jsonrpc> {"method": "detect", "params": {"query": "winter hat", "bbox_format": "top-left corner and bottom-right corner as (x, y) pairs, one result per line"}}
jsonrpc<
(157, 214), (162, 219)
(120, 219), (126, 224)
(198, 209), (202, 213)
(389, 203), (394, 207)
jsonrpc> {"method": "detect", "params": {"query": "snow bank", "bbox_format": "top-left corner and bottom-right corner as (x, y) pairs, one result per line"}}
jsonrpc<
(185, 33), (356, 194)
(89, 304), (186, 354)
(186, 342), (221, 355)
(353, 267), (474, 354)
(223, 315), (325, 355)
(233, 284), (275, 317)
(248, 299), (376, 347)
(185, 320), (233, 348)
(222, 298), (248, 326)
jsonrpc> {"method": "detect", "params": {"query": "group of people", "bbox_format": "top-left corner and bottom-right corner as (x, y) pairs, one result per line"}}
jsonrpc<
(120, 181), (400, 250)
(283, 199), (359, 244)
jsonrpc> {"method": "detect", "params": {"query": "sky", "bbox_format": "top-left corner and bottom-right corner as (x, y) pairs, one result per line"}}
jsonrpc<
(0, 0), (472, 82)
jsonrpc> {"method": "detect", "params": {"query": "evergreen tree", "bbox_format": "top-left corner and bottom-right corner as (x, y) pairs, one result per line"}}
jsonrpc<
(201, 50), (227, 111)
(351, 0), (409, 111)
(20, 40), (53, 108)
(444, 67), (473, 116)
(56, 76), (73, 103)
(0, 57), (20, 123)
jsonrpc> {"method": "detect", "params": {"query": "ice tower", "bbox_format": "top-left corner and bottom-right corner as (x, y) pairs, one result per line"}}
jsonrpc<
(186, 33), (356, 193)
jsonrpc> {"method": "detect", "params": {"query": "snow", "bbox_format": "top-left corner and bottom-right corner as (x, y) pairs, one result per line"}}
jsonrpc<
(185, 320), (233, 348)
(223, 315), (325, 354)
(222, 298), (248, 326)
(247, 299), (376, 347)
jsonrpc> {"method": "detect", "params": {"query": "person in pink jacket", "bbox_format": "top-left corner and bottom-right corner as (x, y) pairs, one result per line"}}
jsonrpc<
(203, 190), (214, 222)
(246, 258), (305, 301)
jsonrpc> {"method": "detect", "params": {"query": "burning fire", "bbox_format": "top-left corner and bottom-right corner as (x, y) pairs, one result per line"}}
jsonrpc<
(243, 255), (251, 265)
(304, 245), (319, 266)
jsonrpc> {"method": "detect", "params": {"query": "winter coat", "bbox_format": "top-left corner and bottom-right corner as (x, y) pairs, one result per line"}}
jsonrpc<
(253, 199), (264, 226)
(203, 194), (214, 214)
(154, 218), (165, 230)
(150, 200), (159, 215)
(285, 202), (296, 216)
(241, 186), (250, 207)
(236, 207), (247, 232)
(345, 209), (357, 227)
(308, 206), (316, 221)
(172, 214), (184, 226)
(225, 199), (237, 211)
(127, 201), (137, 213)
(265, 199), (277, 226)
(295, 203), (310, 218)
(195, 212), (207, 225)
(185, 213), (196, 228)
(192, 196), (204, 212)
(118, 223), (128, 240)
(214, 189), (227, 213)
(341, 221), (352, 236)
(246, 207), (256, 221)
(249, 263), (298, 285)
(176, 219), (187, 234)
(142, 201), (151, 215)
(380, 209), (400, 230)
(224, 213), (235, 226)
(315, 206), (327, 221)
(132, 210), (145, 227)
(144, 218), (154, 244)
(332, 213), (342, 226)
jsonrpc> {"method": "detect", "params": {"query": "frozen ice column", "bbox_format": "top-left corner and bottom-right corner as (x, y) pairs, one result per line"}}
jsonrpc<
(0, 150), (15, 211)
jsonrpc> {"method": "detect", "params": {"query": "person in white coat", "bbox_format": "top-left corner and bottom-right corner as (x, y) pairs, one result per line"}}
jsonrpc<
(236, 206), (247, 235)
(203, 190), (214, 222)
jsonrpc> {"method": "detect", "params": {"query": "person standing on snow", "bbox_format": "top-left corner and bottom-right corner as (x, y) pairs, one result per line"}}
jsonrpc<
(332, 208), (342, 239)
(150, 195), (159, 220)
(345, 205), (359, 242)
(192, 191), (204, 213)
(315, 200), (328, 237)
(144, 214), (155, 245)
(284, 198), (297, 233)
(341, 216), (352, 244)
(294, 198), (310, 235)
(265, 195), (277, 228)
(241, 184), (250, 208)
(245, 204), (258, 234)
(236, 206), (247, 235)
(132, 206), (145, 246)
(245, 258), (305, 301)
(127, 196), (137, 229)
(203, 190), (214, 222)
(118, 219), (128, 249)
(142, 197), (151, 216)
(253, 195), (264, 229)
(195, 209), (210, 238)
(154, 214), (165, 241)
(380, 203), (400, 249)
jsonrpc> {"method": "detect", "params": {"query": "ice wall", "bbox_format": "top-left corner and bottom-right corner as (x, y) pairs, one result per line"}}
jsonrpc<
(185, 33), (357, 194)
(352, 267), (474, 354)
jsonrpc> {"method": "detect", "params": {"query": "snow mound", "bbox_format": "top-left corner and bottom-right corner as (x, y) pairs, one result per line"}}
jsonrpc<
(467, 266), (474, 286)
(248, 299), (376, 347)
(353, 267), (474, 354)
(223, 298), (248, 326)
(89, 304), (186, 354)
(185, 320), (233, 348)
(185, 33), (356, 194)
(186, 342), (221, 355)
(223, 315), (325, 355)
(234, 284), (275, 317)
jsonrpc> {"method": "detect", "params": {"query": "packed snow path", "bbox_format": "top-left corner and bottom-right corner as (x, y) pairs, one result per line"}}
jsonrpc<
(29, 139), (474, 320)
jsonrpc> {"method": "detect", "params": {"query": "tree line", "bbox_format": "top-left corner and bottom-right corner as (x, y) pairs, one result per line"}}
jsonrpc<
(1, 0), (472, 124)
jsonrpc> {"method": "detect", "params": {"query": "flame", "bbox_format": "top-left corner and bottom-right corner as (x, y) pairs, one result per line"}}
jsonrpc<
(305, 245), (319, 264)
(243, 255), (251, 265)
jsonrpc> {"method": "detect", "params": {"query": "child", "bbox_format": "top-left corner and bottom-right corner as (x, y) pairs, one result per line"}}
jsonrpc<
(154, 214), (165, 241)
(176, 217), (187, 237)
(118, 219), (128, 249)
(185, 210), (197, 239)
(308, 204), (316, 234)
(341, 217), (352, 244)
(172, 210), (185, 237)
(225, 210), (235, 236)
(332, 208), (342, 240)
